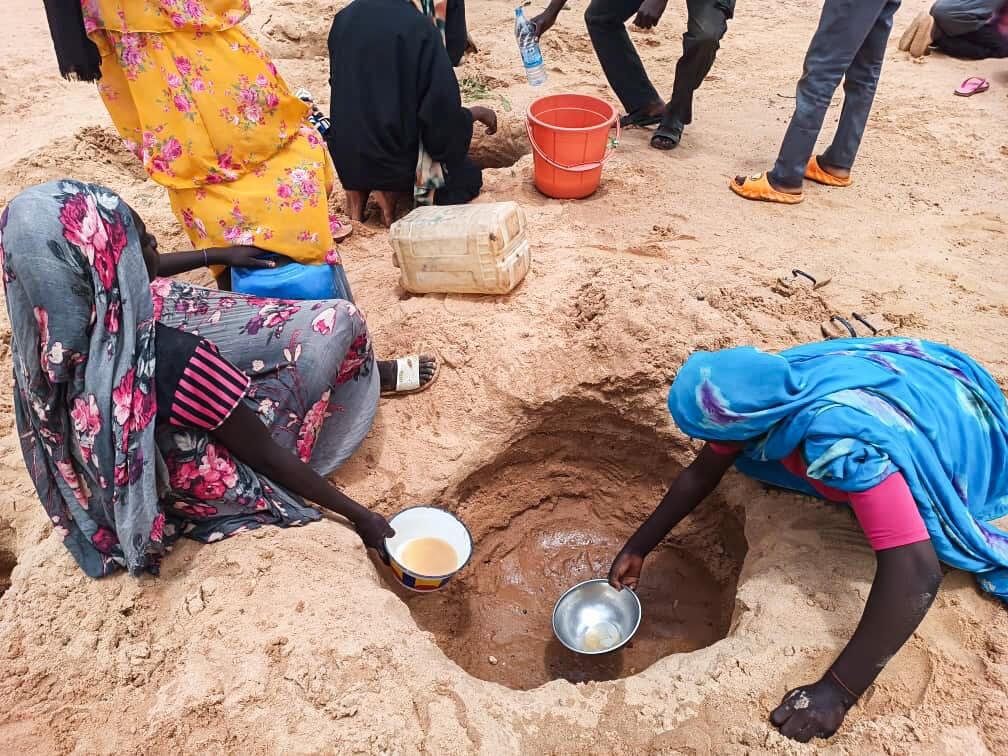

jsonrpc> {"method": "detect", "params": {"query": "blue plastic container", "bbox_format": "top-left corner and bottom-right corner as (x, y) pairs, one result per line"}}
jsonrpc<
(231, 255), (353, 302)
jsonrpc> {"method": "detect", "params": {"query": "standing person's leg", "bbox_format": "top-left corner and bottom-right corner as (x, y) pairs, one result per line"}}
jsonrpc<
(585, 0), (664, 118)
(816, 0), (901, 182)
(767, 0), (891, 191)
(655, 0), (730, 148)
(445, 0), (468, 67)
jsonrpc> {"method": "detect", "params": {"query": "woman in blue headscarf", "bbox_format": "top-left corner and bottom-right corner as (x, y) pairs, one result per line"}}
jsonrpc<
(608, 338), (1008, 742)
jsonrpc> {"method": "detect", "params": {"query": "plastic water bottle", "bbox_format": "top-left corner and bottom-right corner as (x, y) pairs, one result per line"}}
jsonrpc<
(295, 88), (331, 138)
(514, 8), (547, 87)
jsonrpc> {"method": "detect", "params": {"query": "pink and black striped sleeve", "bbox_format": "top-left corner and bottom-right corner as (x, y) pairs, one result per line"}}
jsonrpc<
(169, 341), (250, 430)
(155, 325), (250, 431)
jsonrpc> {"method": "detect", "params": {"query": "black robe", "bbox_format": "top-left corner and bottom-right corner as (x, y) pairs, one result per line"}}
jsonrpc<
(327, 0), (479, 200)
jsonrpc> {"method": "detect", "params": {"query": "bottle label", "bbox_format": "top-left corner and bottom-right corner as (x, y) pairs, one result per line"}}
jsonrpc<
(521, 46), (543, 68)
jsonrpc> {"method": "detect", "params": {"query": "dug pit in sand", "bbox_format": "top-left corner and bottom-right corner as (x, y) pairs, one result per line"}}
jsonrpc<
(395, 398), (747, 690)
(3, 0), (1008, 749)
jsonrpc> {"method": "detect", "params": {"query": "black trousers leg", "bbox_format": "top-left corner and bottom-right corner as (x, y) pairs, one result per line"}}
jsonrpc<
(584, 0), (663, 114)
(665, 0), (729, 124)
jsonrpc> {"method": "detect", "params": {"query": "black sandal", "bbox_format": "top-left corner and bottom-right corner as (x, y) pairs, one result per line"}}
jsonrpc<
(650, 118), (684, 150)
(821, 315), (858, 340)
(776, 268), (832, 293)
(620, 106), (665, 129)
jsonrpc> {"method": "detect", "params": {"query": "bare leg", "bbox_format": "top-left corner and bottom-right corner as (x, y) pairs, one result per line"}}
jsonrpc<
(374, 191), (410, 228)
(344, 190), (369, 223)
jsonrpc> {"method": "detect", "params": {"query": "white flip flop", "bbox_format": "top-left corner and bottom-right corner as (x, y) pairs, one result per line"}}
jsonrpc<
(380, 354), (439, 396)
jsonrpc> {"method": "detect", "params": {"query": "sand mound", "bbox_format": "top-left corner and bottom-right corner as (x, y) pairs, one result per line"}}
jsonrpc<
(0, 126), (145, 205)
(1, 0), (1007, 753)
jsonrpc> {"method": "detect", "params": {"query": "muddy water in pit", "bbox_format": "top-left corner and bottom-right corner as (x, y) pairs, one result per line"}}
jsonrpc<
(405, 500), (729, 690)
(397, 402), (747, 690)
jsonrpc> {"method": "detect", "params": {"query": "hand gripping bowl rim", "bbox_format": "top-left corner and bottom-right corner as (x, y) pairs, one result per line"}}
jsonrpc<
(551, 578), (642, 655)
(384, 505), (475, 581)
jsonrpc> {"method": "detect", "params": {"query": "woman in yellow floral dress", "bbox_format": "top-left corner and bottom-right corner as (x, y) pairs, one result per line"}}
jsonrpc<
(42, 0), (351, 295)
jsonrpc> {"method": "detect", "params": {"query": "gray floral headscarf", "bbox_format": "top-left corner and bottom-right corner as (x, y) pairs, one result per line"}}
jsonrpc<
(1, 180), (164, 577)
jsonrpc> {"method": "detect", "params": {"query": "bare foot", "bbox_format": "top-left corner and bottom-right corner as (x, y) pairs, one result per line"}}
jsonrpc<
(898, 12), (937, 57)
(910, 13), (936, 58)
(345, 190), (369, 222)
(620, 100), (666, 128)
(640, 101), (665, 118)
(374, 191), (410, 228)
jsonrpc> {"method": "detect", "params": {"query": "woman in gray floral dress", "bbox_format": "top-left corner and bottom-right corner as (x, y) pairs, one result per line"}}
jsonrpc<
(0, 180), (435, 578)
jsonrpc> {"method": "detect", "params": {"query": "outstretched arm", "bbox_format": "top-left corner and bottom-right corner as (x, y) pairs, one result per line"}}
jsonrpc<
(609, 443), (736, 589)
(156, 245), (276, 278)
(530, 1), (570, 37)
(532, 0), (667, 33)
(211, 403), (394, 555)
(770, 540), (942, 742)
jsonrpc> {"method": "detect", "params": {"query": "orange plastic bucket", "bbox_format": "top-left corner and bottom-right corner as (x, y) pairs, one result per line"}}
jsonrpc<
(526, 94), (620, 200)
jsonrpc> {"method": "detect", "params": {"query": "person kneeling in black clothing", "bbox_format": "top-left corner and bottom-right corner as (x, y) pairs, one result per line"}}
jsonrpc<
(327, 0), (496, 227)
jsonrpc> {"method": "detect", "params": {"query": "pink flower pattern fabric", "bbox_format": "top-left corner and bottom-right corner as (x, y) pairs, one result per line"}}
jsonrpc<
(81, 0), (344, 269)
(2, 181), (160, 577)
(2, 181), (379, 577)
(151, 285), (378, 547)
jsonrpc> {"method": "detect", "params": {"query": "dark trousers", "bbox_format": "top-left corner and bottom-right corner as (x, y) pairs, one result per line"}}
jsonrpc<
(931, 0), (1004, 37)
(584, 0), (731, 124)
(770, 0), (901, 187)
(935, 22), (1008, 58)
(445, 0), (467, 67)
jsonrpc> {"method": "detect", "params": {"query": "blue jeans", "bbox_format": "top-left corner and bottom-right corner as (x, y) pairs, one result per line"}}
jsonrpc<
(770, 0), (902, 188)
(932, 0), (1005, 37)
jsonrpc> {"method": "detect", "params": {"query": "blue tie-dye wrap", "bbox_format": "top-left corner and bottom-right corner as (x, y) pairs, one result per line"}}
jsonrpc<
(668, 338), (1008, 602)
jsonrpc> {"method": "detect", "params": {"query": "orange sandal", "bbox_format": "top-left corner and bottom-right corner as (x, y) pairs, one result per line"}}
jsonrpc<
(805, 156), (853, 187)
(729, 173), (804, 204)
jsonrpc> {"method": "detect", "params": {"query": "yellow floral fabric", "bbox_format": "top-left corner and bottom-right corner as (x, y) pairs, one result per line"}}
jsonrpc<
(83, 0), (339, 265)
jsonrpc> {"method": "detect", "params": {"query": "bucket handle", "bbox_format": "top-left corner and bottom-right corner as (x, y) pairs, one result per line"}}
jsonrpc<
(525, 112), (621, 173)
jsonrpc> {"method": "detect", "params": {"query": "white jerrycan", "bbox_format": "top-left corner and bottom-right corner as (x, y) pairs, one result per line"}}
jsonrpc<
(388, 202), (532, 295)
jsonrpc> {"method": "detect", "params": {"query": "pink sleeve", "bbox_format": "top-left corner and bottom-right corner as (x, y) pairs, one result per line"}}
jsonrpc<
(849, 472), (930, 551)
(708, 442), (742, 455)
(169, 340), (250, 431)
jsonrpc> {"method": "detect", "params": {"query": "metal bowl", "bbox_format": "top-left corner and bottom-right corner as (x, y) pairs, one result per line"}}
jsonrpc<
(552, 579), (642, 655)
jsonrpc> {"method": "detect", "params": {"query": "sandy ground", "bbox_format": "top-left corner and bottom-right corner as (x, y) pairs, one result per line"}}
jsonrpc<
(1, 0), (1007, 753)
